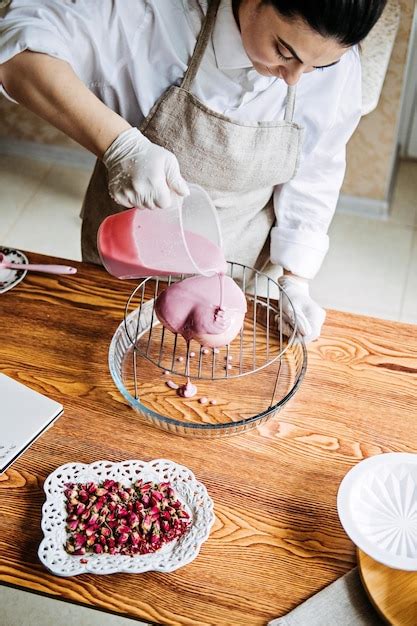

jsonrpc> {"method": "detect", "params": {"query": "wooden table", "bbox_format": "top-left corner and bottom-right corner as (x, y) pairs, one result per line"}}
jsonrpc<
(1, 252), (416, 626)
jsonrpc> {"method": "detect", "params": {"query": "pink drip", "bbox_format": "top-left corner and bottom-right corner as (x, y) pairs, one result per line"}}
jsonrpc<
(177, 343), (197, 398)
(219, 272), (225, 311)
(178, 379), (197, 398)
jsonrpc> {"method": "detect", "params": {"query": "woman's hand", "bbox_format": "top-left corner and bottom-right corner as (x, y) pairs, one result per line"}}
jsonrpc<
(277, 274), (325, 343)
(103, 128), (189, 209)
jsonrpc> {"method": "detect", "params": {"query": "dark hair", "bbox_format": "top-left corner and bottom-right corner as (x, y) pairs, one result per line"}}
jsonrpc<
(262, 0), (387, 46)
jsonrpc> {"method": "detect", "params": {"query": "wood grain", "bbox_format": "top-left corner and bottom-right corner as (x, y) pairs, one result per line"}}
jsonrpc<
(1, 252), (417, 626)
(358, 550), (417, 625)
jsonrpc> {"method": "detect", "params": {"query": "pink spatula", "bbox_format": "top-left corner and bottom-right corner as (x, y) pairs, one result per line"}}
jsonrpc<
(0, 252), (77, 275)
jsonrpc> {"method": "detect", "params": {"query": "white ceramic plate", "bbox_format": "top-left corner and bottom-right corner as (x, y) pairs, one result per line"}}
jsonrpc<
(0, 247), (28, 294)
(38, 459), (215, 577)
(337, 453), (417, 571)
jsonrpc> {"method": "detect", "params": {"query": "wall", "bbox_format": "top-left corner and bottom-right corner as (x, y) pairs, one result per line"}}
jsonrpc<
(0, 97), (76, 147)
(0, 0), (415, 207)
(342, 0), (415, 203)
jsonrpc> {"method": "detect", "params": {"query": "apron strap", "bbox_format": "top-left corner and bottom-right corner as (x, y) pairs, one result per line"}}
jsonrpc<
(284, 85), (296, 123)
(181, 0), (221, 92)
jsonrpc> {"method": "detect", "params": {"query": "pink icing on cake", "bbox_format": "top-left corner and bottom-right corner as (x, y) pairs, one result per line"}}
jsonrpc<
(155, 275), (246, 348)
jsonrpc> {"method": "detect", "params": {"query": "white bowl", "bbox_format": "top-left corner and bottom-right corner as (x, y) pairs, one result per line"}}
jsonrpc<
(38, 459), (215, 577)
(337, 453), (417, 571)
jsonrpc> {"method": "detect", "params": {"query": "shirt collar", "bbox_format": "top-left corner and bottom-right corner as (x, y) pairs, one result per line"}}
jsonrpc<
(212, 0), (253, 70)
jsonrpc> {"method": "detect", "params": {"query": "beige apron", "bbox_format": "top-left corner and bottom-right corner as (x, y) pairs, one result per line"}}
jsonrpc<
(81, 0), (303, 279)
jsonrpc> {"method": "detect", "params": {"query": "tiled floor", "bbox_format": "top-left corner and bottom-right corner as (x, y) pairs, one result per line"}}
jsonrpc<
(0, 586), (147, 626)
(1, 154), (417, 322)
(0, 154), (416, 625)
(310, 160), (417, 322)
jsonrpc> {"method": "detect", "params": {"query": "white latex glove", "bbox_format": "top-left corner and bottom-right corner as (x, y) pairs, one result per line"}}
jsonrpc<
(277, 275), (326, 343)
(103, 127), (189, 209)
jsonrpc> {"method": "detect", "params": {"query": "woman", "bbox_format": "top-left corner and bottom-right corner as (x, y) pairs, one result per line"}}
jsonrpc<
(0, 0), (386, 342)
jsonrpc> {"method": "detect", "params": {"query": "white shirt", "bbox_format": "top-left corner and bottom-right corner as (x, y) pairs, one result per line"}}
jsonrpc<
(0, 0), (362, 279)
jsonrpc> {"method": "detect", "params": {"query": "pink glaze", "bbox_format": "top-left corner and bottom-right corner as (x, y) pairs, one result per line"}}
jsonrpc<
(210, 399), (217, 405)
(199, 397), (209, 405)
(155, 274), (246, 348)
(98, 208), (228, 279)
(166, 380), (179, 390)
(178, 379), (197, 398)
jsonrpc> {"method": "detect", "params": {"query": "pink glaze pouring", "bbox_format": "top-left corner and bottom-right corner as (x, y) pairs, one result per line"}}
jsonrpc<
(98, 208), (227, 279)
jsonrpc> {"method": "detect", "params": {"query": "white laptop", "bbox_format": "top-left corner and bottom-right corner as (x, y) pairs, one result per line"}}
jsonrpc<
(0, 373), (63, 474)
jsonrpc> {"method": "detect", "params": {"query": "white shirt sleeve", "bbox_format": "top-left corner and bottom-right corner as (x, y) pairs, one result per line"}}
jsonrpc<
(0, 0), (76, 101)
(271, 48), (362, 280)
(0, 1), (79, 63)
(0, 0), (148, 107)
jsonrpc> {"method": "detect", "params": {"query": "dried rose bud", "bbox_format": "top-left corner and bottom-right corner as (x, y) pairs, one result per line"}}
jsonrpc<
(131, 531), (141, 546)
(78, 490), (88, 503)
(142, 514), (152, 532)
(141, 494), (150, 507)
(116, 524), (130, 535)
(117, 507), (128, 518)
(93, 497), (106, 512)
(88, 513), (99, 525)
(117, 533), (129, 545)
(85, 526), (97, 538)
(74, 533), (87, 548)
(76, 503), (86, 516)
(127, 513), (139, 528)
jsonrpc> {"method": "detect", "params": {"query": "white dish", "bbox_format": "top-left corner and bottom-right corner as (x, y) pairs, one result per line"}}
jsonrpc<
(0, 247), (28, 294)
(337, 453), (417, 571)
(38, 459), (215, 577)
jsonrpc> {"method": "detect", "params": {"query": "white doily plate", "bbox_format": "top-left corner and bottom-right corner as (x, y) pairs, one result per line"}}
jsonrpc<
(38, 459), (215, 577)
(337, 453), (417, 571)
